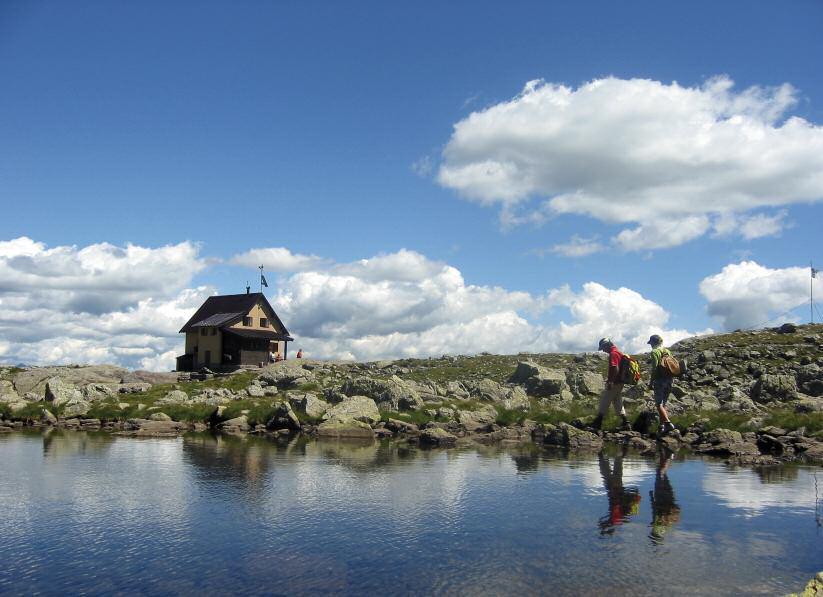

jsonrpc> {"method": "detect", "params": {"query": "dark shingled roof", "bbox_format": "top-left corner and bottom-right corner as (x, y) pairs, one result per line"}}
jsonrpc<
(178, 293), (291, 337)
(223, 328), (294, 342)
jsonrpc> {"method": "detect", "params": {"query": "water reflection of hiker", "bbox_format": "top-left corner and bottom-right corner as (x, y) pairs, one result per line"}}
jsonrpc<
(649, 448), (681, 544)
(648, 334), (676, 437)
(592, 338), (631, 431)
(598, 448), (641, 534)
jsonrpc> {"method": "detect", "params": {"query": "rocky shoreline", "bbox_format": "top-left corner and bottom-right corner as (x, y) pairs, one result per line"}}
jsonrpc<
(2, 324), (823, 467)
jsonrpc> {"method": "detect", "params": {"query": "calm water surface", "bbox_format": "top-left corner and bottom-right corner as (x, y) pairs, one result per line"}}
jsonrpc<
(0, 430), (821, 596)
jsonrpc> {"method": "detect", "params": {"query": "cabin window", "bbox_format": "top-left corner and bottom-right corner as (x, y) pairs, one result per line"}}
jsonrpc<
(243, 316), (252, 326)
(200, 328), (207, 336)
(211, 328), (217, 336)
(260, 318), (268, 328)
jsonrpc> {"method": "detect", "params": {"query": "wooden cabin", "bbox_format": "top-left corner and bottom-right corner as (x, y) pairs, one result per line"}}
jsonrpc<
(176, 292), (293, 371)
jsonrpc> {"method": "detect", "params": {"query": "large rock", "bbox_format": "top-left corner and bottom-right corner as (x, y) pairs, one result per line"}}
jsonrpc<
(13, 365), (127, 396)
(566, 371), (606, 396)
(289, 393), (329, 419)
(82, 383), (116, 402)
(122, 418), (188, 436)
(219, 415), (250, 433)
(0, 380), (20, 403)
(694, 428), (760, 457)
(323, 396), (380, 426)
(316, 417), (374, 439)
(716, 386), (760, 412)
(465, 379), (530, 410)
(266, 402), (301, 431)
(339, 375), (423, 412)
(419, 427), (457, 447)
(63, 399), (92, 417)
(156, 390), (189, 406)
(259, 362), (315, 389)
(509, 362), (569, 397)
(120, 370), (178, 385)
(45, 377), (83, 407)
(751, 374), (798, 403)
(541, 423), (602, 451)
(456, 405), (498, 431)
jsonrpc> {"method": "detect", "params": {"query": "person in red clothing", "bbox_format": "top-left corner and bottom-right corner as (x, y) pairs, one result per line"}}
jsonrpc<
(592, 337), (632, 431)
(296, 349), (303, 359)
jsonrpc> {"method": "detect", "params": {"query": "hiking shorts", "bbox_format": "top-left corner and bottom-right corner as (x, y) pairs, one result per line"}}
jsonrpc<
(652, 377), (673, 406)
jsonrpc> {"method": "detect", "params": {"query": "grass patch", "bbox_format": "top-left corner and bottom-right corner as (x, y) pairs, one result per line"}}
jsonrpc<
(761, 410), (823, 435)
(296, 382), (320, 392)
(380, 410), (435, 426)
(669, 410), (755, 433)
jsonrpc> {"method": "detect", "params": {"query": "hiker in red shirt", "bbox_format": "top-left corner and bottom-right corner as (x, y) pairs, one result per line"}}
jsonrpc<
(592, 337), (632, 431)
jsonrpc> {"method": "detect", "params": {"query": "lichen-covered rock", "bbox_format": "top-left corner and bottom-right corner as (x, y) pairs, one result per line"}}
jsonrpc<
(509, 361), (570, 397)
(245, 385), (266, 398)
(751, 374), (798, 403)
(694, 428), (760, 457)
(316, 417), (374, 439)
(339, 375), (423, 412)
(82, 383), (116, 402)
(259, 362), (315, 389)
(289, 393), (329, 419)
(63, 399), (91, 417)
(323, 396), (380, 425)
(45, 377), (83, 407)
(266, 402), (301, 431)
(566, 371), (605, 396)
(219, 415), (250, 433)
(456, 405), (498, 431)
(465, 379), (530, 410)
(156, 390), (189, 405)
(419, 427), (457, 447)
(148, 412), (172, 422)
(541, 423), (603, 451)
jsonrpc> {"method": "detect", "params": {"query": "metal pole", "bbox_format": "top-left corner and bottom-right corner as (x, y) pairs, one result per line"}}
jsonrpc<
(259, 264), (264, 294)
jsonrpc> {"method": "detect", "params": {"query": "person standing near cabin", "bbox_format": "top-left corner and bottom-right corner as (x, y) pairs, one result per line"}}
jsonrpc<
(296, 349), (303, 359)
(647, 334), (676, 436)
(592, 338), (631, 431)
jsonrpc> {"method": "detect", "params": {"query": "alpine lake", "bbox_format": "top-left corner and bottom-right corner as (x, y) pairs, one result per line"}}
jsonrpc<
(1, 429), (821, 596)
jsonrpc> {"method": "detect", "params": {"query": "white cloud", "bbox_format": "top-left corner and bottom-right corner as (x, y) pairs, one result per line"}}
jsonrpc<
(547, 235), (605, 258)
(437, 76), (823, 250)
(273, 250), (703, 360)
(0, 237), (213, 370)
(230, 247), (326, 272)
(699, 261), (810, 330)
(0, 239), (706, 369)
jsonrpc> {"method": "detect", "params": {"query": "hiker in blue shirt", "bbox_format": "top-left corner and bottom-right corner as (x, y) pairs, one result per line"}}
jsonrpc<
(648, 334), (676, 436)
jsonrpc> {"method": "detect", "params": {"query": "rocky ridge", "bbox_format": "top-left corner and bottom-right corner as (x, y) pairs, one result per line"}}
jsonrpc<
(1, 324), (823, 466)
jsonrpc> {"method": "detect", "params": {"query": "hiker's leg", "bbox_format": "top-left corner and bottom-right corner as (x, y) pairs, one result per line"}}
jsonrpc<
(598, 388), (612, 417)
(612, 384), (626, 416)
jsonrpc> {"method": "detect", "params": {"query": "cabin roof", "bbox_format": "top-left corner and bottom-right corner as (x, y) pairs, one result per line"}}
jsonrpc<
(178, 292), (290, 336)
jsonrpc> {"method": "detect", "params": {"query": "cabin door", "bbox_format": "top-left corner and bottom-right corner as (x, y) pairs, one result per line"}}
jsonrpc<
(204, 350), (211, 366)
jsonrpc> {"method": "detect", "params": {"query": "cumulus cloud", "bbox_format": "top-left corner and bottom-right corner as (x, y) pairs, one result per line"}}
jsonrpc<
(230, 247), (326, 272)
(0, 237), (206, 313)
(273, 249), (702, 360)
(547, 235), (605, 258)
(437, 76), (823, 250)
(0, 237), (212, 370)
(1, 238), (705, 368)
(699, 261), (810, 330)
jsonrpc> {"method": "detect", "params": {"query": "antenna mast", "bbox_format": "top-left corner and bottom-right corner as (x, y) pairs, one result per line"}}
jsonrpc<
(259, 264), (264, 294)
(812, 261), (817, 325)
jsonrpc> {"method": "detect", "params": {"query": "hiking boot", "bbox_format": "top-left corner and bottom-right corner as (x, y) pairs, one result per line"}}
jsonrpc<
(590, 415), (603, 430)
(658, 421), (675, 437)
(620, 416), (632, 431)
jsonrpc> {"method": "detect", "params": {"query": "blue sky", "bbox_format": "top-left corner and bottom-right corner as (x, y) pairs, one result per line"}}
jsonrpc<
(1, 1), (822, 368)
